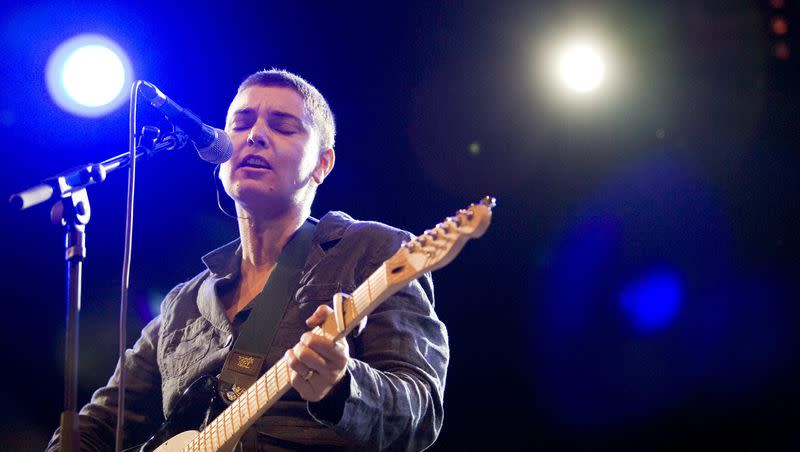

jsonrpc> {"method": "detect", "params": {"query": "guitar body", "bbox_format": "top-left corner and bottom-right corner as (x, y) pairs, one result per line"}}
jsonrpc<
(133, 375), (236, 452)
(149, 431), (202, 452)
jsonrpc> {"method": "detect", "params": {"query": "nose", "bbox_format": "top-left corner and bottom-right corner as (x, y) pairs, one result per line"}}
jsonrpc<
(247, 121), (268, 148)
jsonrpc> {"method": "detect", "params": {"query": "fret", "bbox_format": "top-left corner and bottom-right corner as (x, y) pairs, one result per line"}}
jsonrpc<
(212, 423), (219, 450)
(365, 270), (376, 311)
(273, 361), (281, 395)
(235, 398), (243, 431)
(357, 266), (384, 313)
(376, 265), (388, 291)
(354, 284), (367, 309)
(282, 358), (290, 385)
(219, 414), (226, 445)
(229, 403), (236, 437)
(223, 408), (232, 443)
(200, 428), (209, 451)
(355, 286), (367, 313)
(248, 387), (256, 414)
(255, 376), (264, 409)
(218, 408), (226, 443)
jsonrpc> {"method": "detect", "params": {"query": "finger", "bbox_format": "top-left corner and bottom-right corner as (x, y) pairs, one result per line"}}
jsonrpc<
(285, 353), (329, 403)
(305, 304), (333, 327)
(292, 339), (330, 374)
(284, 349), (319, 396)
(300, 332), (349, 366)
(284, 348), (314, 378)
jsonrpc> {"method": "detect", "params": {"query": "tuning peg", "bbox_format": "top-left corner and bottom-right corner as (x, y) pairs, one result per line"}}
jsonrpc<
(480, 196), (497, 209)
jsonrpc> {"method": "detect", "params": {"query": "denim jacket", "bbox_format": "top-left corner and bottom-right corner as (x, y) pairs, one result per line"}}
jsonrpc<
(47, 211), (448, 451)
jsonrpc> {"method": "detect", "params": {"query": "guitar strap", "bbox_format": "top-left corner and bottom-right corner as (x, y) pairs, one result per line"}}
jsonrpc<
(218, 218), (317, 404)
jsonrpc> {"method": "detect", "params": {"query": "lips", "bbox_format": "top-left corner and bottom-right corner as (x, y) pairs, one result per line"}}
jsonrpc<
(239, 154), (272, 170)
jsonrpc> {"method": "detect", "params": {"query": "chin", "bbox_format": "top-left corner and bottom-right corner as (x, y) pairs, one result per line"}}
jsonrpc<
(234, 187), (292, 214)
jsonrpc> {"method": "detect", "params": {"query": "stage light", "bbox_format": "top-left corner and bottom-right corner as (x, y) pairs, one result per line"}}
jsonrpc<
(469, 141), (481, 155)
(46, 34), (133, 117)
(619, 269), (682, 333)
(558, 43), (606, 93)
(771, 16), (789, 36)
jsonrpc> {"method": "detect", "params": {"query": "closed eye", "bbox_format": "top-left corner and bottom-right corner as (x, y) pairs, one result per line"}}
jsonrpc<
(269, 113), (305, 135)
(228, 110), (255, 131)
(230, 122), (252, 131)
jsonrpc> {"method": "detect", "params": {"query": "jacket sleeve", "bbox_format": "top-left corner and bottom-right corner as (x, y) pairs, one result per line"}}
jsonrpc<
(308, 271), (449, 451)
(46, 301), (170, 451)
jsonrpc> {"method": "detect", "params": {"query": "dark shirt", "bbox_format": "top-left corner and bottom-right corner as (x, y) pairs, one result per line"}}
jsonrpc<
(46, 211), (448, 451)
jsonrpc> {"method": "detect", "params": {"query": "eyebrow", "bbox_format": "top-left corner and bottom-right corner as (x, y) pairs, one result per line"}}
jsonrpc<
(231, 107), (254, 116)
(269, 111), (305, 126)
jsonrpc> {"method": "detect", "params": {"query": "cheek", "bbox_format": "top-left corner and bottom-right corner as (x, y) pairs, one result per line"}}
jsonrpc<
(298, 145), (321, 176)
(219, 162), (233, 192)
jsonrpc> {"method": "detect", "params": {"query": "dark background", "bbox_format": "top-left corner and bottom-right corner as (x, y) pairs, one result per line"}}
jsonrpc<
(1, 1), (799, 450)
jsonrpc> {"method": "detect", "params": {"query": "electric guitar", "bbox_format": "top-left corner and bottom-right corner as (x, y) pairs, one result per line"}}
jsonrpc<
(134, 197), (495, 452)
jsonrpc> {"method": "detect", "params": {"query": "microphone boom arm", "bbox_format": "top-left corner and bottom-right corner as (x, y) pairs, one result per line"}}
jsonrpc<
(9, 127), (187, 211)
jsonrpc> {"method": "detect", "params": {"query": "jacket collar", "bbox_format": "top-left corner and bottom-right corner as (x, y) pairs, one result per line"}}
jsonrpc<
(195, 211), (357, 330)
(200, 211), (356, 277)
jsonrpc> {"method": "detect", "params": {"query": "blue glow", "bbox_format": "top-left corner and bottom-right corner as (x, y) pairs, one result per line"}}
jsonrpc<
(46, 34), (133, 117)
(619, 269), (683, 333)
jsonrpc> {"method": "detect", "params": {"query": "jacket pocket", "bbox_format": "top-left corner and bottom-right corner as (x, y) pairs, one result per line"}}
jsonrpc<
(159, 318), (211, 379)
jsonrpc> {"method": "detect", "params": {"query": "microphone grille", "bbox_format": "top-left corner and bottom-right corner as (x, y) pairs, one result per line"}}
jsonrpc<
(197, 128), (233, 164)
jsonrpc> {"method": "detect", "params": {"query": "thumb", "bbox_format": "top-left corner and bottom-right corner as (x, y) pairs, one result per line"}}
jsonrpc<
(306, 304), (333, 328)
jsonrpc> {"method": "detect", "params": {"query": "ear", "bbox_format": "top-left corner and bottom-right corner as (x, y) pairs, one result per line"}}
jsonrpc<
(312, 147), (335, 184)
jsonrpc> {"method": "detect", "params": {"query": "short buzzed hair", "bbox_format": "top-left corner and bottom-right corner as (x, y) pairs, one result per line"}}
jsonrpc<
(238, 69), (336, 150)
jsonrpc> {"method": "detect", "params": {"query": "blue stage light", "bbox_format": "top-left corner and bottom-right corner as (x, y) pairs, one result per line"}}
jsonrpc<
(619, 269), (682, 333)
(46, 34), (133, 117)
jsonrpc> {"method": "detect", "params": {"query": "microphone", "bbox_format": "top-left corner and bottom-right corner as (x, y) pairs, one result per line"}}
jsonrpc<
(138, 81), (232, 164)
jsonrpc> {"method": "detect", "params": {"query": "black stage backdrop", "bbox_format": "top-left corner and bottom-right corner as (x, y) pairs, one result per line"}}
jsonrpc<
(1, 1), (798, 450)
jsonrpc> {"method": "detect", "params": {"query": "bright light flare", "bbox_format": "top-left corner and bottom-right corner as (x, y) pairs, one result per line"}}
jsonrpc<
(619, 269), (683, 333)
(558, 43), (606, 93)
(46, 34), (133, 117)
(62, 45), (125, 107)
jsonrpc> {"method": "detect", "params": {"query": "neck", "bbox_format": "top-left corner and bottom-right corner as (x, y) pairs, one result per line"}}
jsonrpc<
(236, 202), (309, 268)
(224, 202), (308, 319)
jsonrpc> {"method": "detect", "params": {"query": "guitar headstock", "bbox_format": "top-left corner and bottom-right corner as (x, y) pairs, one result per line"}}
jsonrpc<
(385, 196), (495, 286)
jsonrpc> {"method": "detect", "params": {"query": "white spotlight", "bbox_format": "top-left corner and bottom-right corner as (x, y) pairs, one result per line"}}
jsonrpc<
(558, 43), (605, 93)
(46, 34), (133, 117)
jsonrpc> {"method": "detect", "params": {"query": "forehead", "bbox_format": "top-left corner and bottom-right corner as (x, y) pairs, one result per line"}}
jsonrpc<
(227, 85), (309, 122)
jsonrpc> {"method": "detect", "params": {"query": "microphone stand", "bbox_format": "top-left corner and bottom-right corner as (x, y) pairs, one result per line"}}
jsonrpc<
(9, 127), (187, 451)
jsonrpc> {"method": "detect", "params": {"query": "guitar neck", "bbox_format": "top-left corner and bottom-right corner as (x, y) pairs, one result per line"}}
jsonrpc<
(184, 263), (393, 451)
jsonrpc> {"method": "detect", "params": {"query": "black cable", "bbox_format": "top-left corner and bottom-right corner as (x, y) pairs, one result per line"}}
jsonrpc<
(115, 81), (141, 452)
